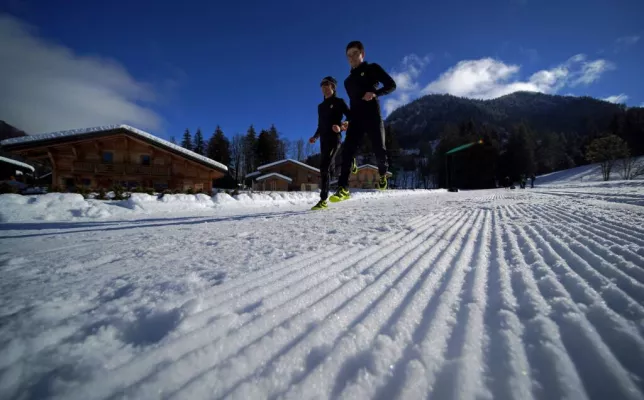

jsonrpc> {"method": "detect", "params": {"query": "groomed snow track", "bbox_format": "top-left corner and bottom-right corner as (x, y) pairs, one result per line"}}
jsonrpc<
(1, 188), (643, 399)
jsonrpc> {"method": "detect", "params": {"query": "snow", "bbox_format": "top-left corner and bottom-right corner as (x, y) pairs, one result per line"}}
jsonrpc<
(257, 158), (320, 173)
(0, 155), (35, 172)
(0, 124), (228, 172)
(245, 171), (261, 178)
(1, 182), (644, 399)
(255, 172), (293, 182)
(536, 156), (644, 186)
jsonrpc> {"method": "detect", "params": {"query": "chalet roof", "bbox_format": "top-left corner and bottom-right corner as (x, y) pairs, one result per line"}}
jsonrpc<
(0, 124), (227, 172)
(255, 172), (293, 182)
(356, 164), (393, 176)
(257, 158), (320, 173)
(0, 155), (35, 172)
(245, 171), (261, 178)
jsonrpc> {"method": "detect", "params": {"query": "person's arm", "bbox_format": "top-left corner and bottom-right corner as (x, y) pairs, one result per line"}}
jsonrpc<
(341, 98), (351, 126)
(310, 105), (322, 142)
(371, 63), (397, 97)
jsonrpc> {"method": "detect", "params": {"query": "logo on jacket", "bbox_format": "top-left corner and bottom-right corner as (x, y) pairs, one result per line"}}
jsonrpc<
(361, 72), (365, 76)
(330, 104), (334, 108)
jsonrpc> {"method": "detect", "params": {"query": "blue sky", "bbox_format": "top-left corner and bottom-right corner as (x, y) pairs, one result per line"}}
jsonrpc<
(1, 0), (642, 145)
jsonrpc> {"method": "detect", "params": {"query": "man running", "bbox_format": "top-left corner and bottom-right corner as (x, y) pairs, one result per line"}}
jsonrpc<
(309, 76), (350, 210)
(330, 40), (397, 202)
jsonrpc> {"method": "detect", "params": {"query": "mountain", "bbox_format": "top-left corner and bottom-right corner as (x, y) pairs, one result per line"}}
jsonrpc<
(0, 121), (28, 142)
(385, 92), (627, 148)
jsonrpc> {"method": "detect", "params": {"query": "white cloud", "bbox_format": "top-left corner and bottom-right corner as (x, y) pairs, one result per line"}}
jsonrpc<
(570, 59), (615, 86)
(0, 14), (163, 134)
(383, 54), (431, 115)
(603, 94), (629, 104)
(614, 35), (640, 52)
(420, 53), (614, 100)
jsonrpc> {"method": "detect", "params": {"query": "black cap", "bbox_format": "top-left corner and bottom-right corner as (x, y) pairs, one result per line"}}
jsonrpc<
(320, 76), (337, 87)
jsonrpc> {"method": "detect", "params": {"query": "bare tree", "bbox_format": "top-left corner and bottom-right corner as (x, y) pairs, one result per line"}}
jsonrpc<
(230, 133), (245, 183)
(585, 135), (629, 181)
(296, 138), (305, 161)
(628, 158), (644, 179)
(620, 155), (644, 180)
(305, 141), (316, 159)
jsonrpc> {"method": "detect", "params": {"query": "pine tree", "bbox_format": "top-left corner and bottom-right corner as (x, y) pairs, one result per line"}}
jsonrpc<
(169, 136), (177, 145)
(181, 129), (193, 151)
(193, 128), (206, 155)
(207, 126), (231, 166)
(243, 125), (257, 173)
(256, 129), (272, 167)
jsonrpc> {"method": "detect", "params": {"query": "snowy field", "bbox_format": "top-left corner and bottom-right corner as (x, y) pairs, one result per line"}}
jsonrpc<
(1, 183), (644, 399)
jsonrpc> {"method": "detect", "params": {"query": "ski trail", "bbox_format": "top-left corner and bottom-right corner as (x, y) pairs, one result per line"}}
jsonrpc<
(532, 213), (644, 305)
(529, 215), (644, 328)
(174, 211), (477, 400)
(499, 208), (588, 400)
(429, 209), (493, 400)
(65, 213), (447, 400)
(533, 204), (644, 286)
(481, 209), (534, 400)
(543, 204), (644, 248)
(540, 202), (644, 248)
(369, 211), (487, 400)
(83, 212), (464, 400)
(526, 204), (644, 316)
(509, 209), (644, 399)
(516, 219), (644, 395)
(273, 211), (484, 400)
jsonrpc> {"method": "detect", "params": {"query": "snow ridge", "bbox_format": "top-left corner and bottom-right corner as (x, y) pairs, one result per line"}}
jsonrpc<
(1, 187), (644, 399)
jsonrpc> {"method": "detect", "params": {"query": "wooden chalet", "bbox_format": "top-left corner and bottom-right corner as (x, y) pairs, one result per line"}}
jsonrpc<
(245, 159), (321, 191)
(0, 125), (228, 192)
(331, 164), (393, 189)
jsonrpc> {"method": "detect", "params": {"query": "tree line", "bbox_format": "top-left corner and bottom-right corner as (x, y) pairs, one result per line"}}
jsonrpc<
(170, 125), (319, 187)
(382, 105), (644, 189)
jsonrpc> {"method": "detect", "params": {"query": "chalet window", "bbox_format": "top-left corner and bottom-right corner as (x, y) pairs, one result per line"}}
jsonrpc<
(141, 155), (151, 166)
(102, 151), (113, 164)
(81, 178), (91, 187)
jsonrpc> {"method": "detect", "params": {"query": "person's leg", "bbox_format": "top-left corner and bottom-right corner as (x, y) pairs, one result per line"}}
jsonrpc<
(318, 139), (332, 201)
(338, 124), (362, 188)
(367, 119), (388, 177)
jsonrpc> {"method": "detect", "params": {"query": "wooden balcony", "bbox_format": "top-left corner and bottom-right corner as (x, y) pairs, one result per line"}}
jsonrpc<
(73, 162), (170, 176)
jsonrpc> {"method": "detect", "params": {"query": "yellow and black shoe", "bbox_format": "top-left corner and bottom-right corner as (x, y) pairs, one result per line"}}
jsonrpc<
(377, 175), (388, 190)
(329, 187), (350, 202)
(351, 158), (358, 174)
(311, 200), (328, 210)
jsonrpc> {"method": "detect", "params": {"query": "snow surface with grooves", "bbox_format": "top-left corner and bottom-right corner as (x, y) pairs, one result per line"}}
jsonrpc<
(1, 184), (644, 400)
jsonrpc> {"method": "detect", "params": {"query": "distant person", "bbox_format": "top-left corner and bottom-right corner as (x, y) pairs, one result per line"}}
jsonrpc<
(530, 173), (536, 188)
(504, 176), (510, 190)
(309, 76), (350, 210)
(330, 40), (397, 202)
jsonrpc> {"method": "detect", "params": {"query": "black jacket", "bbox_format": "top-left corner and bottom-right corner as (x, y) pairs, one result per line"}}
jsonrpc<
(344, 61), (396, 118)
(313, 95), (350, 140)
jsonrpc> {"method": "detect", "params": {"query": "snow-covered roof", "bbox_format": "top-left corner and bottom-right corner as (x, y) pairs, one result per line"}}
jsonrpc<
(257, 159), (320, 173)
(357, 164), (378, 170)
(0, 124), (227, 172)
(245, 171), (261, 178)
(255, 172), (293, 182)
(356, 164), (393, 176)
(0, 155), (35, 172)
